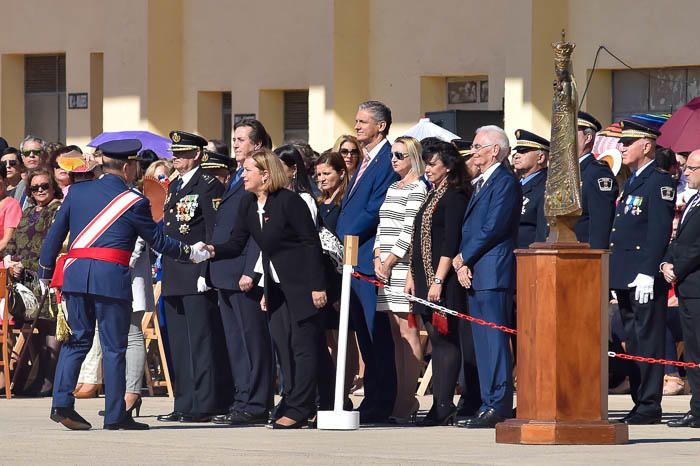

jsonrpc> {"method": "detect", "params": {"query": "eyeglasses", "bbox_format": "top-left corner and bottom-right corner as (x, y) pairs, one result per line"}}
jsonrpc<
(3, 160), (19, 167)
(392, 152), (409, 160)
(340, 148), (360, 157)
(29, 183), (51, 193)
(686, 165), (700, 172)
(22, 149), (43, 157)
(471, 143), (494, 152)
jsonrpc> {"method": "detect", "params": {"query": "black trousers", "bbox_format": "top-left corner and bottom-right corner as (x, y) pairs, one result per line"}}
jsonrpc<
(267, 284), (321, 422)
(615, 281), (667, 417)
(678, 296), (700, 415)
(164, 292), (232, 415)
(218, 288), (273, 417)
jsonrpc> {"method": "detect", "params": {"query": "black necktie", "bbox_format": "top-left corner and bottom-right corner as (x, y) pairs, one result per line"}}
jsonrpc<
(174, 177), (183, 193)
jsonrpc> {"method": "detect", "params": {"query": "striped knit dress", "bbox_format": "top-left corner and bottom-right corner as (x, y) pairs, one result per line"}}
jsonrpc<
(374, 179), (427, 313)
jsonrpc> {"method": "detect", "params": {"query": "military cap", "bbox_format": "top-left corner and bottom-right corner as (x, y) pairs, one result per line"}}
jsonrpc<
(618, 119), (660, 144)
(201, 150), (236, 171)
(451, 138), (473, 157)
(97, 139), (143, 160)
(0, 137), (7, 152)
(169, 130), (207, 152)
(513, 129), (550, 152)
(577, 111), (602, 132)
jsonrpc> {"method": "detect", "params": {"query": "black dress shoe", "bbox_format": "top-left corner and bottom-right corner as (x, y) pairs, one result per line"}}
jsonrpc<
(623, 412), (662, 425)
(157, 411), (184, 422)
(50, 407), (92, 431)
(180, 413), (212, 423)
(104, 413), (149, 430)
(212, 410), (268, 425)
(667, 411), (700, 428)
(457, 408), (505, 429)
(418, 403), (457, 426)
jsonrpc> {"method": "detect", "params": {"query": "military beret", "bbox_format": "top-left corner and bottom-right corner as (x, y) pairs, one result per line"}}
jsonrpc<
(618, 119), (660, 144)
(577, 111), (602, 132)
(451, 138), (473, 157)
(169, 130), (207, 152)
(513, 129), (550, 152)
(97, 139), (143, 160)
(201, 150), (236, 171)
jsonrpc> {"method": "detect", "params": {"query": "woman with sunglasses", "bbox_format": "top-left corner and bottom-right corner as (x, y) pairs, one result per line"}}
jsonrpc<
(4, 168), (63, 396)
(332, 135), (362, 178)
(1, 147), (27, 206)
(373, 136), (427, 423)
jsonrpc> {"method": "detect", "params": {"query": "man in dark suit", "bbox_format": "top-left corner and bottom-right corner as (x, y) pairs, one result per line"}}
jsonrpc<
(575, 111), (619, 249)
(209, 120), (275, 426)
(609, 120), (675, 425)
(662, 149), (700, 428)
(335, 100), (399, 423)
(512, 129), (548, 248)
(453, 125), (521, 428)
(39, 139), (207, 430)
(157, 130), (230, 423)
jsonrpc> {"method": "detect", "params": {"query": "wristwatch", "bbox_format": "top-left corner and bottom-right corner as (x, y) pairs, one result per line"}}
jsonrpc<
(434, 277), (443, 285)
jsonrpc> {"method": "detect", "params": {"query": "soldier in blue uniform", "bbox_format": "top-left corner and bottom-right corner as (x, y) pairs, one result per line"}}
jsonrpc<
(609, 120), (676, 424)
(157, 130), (231, 423)
(575, 111), (619, 249)
(512, 129), (549, 248)
(39, 139), (208, 431)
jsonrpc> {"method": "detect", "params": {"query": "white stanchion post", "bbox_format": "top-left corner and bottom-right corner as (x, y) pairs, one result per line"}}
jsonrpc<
(317, 235), (360, 430)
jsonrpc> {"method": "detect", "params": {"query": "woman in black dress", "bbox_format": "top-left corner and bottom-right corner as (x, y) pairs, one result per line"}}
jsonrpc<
(405, 141), (479, 426)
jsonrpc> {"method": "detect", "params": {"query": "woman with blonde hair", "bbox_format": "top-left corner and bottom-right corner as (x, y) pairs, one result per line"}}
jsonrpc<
(373, 136), (427, 423)
(211, 149), (328, 429)
(332, 135), (362, 178)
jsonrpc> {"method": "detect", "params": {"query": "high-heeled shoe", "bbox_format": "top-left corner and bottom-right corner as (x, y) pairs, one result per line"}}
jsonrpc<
(418, 403), (457, 426)
(73, 383), (100, 399)
(388, 399), (420, 425)
(126, 396), (143, 418)
(267, 417), (308, 429)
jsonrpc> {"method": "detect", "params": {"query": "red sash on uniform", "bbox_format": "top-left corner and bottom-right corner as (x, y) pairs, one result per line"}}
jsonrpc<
(50, 190), (142, 298)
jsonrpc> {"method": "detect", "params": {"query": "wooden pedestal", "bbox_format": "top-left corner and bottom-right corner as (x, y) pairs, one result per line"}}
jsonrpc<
(495, 246), (628, 445)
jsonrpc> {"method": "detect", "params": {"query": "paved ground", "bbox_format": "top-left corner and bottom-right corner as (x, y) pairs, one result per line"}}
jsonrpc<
(1, 395), (699, 465)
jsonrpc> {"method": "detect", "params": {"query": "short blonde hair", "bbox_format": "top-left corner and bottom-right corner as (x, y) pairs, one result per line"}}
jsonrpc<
(393, 136), (425, 176)
(144, 159), (173, 178)
(251, 148), (289, 193)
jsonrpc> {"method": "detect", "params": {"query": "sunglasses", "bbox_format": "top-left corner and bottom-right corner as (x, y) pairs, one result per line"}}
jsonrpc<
(391, 152), (409, 160)
(340, 148), (360, 156)
(29, 183), (51, 193)
(3, 160), (19, 167)
(22, 149), (43, 157)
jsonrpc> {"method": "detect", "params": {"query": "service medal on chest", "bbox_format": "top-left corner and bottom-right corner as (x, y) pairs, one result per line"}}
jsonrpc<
(179, 223), (191, 235)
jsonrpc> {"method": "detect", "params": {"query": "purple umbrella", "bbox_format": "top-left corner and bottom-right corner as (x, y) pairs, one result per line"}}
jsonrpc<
(88, 131), (172, 159)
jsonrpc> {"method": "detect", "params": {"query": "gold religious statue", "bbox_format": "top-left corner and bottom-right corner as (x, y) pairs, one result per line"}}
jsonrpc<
(544, 30), (582, 244)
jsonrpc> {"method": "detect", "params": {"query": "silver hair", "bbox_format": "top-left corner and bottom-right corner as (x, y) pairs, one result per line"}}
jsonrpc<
(475, 125), (510, 161)
(359, 100), (392, 136)
(20, 135), (46, 152)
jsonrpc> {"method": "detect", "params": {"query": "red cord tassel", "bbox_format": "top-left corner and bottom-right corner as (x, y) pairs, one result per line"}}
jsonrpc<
(432, 312), (449, 335)
(407, 313), (417, 329)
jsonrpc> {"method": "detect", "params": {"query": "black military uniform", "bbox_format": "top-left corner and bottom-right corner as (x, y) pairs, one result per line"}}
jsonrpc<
(159, 131), (231, 422)
(575, 112), (619, 249)
(513, 129), (549, 248)
(609, 120), (676, 424)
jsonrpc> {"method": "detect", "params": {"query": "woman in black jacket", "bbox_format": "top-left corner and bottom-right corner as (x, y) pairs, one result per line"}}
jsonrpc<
(211, 149), (327, 429)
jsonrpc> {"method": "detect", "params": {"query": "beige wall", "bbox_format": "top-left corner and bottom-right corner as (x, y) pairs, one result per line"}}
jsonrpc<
(1, 0), (700, 152)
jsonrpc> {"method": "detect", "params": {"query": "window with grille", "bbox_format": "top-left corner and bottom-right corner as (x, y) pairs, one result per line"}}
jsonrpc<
(283, 90), (308, 142)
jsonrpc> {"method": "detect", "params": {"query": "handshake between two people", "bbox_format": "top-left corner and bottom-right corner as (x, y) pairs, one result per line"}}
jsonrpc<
(188, 242), (217, 264)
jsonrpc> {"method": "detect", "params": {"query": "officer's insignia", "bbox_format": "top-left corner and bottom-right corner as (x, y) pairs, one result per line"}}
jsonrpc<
(176, 194), (199, 222)
(660, 186), (675, 201)
(597, 177), (613, 192)
(179, 224), (190, 235)
(183, 244), (191, 255)
(165, 193), (172, 205)
(172, 132), (181, 143)
(521, 196), (530, 215)
(624, 195), (643, 216)
(201, 153), (209, 162)
(212, 198), (221, 210)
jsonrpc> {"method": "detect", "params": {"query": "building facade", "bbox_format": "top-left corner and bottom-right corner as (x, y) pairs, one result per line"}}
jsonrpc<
(1, 0), (699, 150)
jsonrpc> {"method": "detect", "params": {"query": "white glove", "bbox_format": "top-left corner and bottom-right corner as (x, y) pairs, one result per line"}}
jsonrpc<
(189, 242), (211, 264)
(628, 273), (654, 304)
(3, 255), (11, 269)
(39, 278), (51, 296)
(196, 276), (211, 293)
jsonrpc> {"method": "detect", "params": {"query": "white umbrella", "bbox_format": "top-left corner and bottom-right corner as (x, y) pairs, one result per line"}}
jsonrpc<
(400, 118), (460, 142)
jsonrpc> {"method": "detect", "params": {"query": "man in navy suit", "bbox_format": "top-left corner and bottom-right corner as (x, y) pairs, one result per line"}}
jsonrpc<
(39, 139), (208, 430)
(210, 120), (274, 425)
(335, 100), (399, 423)
(453, 125), (521, 428)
